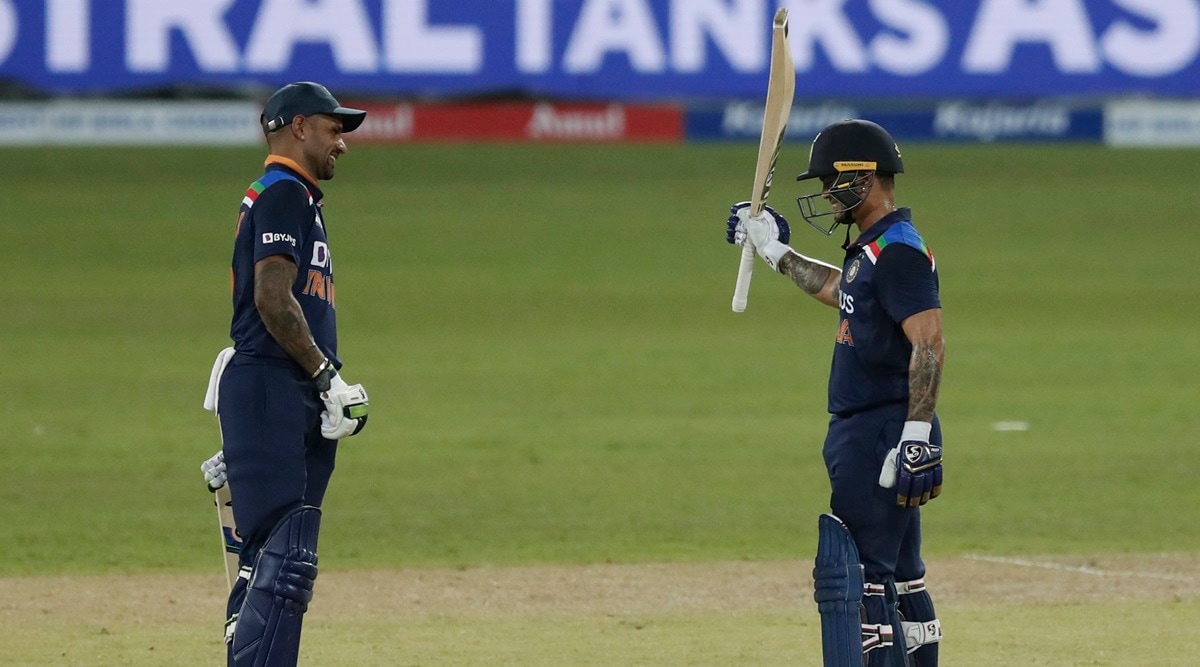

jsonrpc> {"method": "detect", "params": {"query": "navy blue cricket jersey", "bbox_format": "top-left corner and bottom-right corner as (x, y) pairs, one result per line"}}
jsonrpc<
(228, 156), (340, 369)
(828, 208), (939, 415)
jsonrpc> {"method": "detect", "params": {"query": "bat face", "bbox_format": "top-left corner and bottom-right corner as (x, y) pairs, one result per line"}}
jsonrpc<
(214, 484), (243, 589)
(754, 122), (788, 209)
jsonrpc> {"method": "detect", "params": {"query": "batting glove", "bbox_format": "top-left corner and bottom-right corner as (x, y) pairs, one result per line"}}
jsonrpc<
(313, 359), (369, 440)
(878, 421), (943, 507)
(726, 202), (794, 271)
(201, 450), (228, 491)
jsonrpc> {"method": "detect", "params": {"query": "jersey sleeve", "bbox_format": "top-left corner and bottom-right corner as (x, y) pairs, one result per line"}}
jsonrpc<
(251, 180), (310, 265)
(874, 244), (940, 324)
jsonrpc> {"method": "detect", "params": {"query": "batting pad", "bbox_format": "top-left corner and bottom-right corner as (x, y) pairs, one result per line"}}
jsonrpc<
(231, 506), (321, 667)
(813, 513), (868, 666)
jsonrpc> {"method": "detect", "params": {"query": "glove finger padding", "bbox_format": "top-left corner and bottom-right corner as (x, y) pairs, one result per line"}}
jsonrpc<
(919, 473), (933, 506)
(201, 450), (227, 490)
(726, 214), (744, 245)
(321, 414), (360, 440)
(895, 474), (916, 508)
(900, 472), (931, 508)
(727, 202), (791, 246)
(896, 443), (943, 507)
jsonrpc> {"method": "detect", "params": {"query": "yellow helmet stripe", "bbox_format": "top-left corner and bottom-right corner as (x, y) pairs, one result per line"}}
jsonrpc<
(833, 161), (877, 171)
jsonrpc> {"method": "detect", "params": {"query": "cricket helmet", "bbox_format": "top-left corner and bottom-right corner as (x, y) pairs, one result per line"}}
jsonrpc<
(795, 119), (904, 235)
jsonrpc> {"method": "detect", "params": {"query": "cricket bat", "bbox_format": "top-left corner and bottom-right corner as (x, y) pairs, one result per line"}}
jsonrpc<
(212, 482), (243, 589)
(731, 8), (796, 313)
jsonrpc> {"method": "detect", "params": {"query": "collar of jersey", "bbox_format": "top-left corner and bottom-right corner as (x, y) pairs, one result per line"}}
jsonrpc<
(845, 207), (912, 253)
(263, 155), (324, 202)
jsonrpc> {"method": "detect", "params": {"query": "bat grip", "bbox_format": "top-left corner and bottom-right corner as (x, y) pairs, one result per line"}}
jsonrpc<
(731, 243), (755, 312)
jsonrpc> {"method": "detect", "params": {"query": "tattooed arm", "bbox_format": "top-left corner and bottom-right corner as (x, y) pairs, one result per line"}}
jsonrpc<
(900, 308), (944, 422)
(777, 253), (842, 308)
(254, 255), (326, 376)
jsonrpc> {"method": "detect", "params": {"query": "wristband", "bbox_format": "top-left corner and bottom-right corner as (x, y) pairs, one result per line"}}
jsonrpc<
(312, 358), (336, 393)
(900, 420), (932, 443)
(759, 240), (795, 272)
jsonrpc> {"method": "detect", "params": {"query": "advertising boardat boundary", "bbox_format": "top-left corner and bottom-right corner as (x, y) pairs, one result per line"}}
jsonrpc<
(1, 1), (1196, 99)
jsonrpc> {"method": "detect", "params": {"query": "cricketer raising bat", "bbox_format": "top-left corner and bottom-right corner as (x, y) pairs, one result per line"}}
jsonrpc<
(731, 7), (796, 313)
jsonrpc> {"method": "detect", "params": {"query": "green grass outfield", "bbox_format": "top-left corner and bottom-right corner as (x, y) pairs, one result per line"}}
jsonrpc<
(4, 143), (1199, 665)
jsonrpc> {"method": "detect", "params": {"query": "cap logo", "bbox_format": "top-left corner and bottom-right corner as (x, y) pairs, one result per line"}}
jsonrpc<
(834, 161), (876, 171)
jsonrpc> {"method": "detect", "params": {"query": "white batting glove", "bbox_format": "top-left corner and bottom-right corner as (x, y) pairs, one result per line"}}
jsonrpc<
(201, 450), (227, 491)
(730, 203), (795, 271)
(313, 360), (369, 440)
(879, 446), (900, 489)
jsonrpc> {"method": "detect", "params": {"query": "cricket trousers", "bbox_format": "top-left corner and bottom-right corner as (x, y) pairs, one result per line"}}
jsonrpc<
(217, 355), (338, 568)
(822, 402), (940, 581)
(823, 402), (943, 665)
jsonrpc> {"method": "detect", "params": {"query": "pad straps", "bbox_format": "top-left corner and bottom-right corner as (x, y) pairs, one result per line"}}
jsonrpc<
(897, 577), (943, 652)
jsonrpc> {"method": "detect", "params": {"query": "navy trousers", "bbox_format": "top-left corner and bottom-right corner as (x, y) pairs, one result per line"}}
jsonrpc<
(217, 355), (338, 566)
(822, 403), (941, 584)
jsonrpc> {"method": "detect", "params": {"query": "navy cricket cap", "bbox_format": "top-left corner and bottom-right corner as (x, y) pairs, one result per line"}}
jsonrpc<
(260, 82), (366, 134)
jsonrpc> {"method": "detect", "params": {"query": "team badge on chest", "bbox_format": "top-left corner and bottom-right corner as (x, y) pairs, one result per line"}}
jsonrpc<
(845, 258), (861, 283)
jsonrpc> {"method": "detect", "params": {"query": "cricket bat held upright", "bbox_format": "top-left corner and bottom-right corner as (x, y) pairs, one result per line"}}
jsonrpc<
(731, 7), (796, 313)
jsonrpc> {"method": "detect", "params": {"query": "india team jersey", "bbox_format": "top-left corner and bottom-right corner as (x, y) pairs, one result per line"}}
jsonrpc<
(228, 157), (340, 369)
(828, 208), (939, 415)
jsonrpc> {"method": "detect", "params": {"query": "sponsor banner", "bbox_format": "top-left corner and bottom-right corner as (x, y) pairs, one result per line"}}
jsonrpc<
(0, 101), (261, 145)
(689, 102), (862, 142)
(0, 99), (680, 145)
(1105, 100), (1200, 146)
(347, 101), (682, 143)
(0, 1), (1197, 101)
(689, 103), (1104, 143)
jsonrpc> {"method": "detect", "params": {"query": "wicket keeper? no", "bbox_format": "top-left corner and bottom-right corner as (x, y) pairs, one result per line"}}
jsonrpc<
(204, 81), (371, 667)
(726, 119), (946, 666)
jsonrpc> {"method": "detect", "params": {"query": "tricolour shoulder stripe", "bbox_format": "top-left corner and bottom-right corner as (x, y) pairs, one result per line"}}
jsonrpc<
(863, 241), (880, 264)
(240, 171), (310, 210)
(864, 222), (935, 271)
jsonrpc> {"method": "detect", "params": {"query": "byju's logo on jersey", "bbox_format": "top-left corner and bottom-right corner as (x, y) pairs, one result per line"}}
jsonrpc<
(261, 232), (296, 247)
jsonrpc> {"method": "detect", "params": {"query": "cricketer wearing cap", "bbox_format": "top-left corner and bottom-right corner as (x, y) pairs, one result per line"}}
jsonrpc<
(209, 82), (369, 667)
(725, 120), (944, 666)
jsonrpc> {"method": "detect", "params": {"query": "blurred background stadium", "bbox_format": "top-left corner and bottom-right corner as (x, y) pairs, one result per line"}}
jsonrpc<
(3, 1), (1200, 665)
(3, 0), (1198, 146)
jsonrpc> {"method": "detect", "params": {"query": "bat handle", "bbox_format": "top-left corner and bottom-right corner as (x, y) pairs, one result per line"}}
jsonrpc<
(731, 242), (755, 312)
